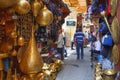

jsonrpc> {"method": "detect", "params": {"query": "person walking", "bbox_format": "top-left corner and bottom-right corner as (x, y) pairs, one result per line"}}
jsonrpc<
(74, 28), (85, 60)
(55, 29), (64, 60)
(71, 35), (75, 50)
(62, 29), (68, 57)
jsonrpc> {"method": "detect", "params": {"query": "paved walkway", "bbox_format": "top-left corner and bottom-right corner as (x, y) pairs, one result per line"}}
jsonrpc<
(56, 47), (94, 80)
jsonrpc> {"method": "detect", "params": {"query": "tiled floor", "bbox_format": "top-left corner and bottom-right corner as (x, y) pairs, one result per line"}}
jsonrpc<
(56, 47), (94, 80)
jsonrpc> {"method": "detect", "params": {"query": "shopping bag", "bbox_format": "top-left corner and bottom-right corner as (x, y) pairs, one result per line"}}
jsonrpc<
(102, 34), (113, 46)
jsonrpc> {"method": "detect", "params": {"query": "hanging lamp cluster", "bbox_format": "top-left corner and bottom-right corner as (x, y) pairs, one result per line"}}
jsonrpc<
(0, 0), (53, 26)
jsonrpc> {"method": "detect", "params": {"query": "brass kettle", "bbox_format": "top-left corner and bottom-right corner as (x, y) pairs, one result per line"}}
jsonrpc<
(15, 0), (31, 14)
(32, 0), (43, 17)
(0, 0), (19, 9)
(42, 63), (50, 70)
(49, 63), (57, 72)
(36, 5), (53, 26)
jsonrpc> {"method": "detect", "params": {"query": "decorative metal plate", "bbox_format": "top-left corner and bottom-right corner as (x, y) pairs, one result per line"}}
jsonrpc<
(111, 44), (119, 64)
(111, 16), (120, 44)
(110, 0), (118, 16)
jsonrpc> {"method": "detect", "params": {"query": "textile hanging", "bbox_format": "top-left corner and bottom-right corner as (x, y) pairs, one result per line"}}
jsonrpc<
(60, 3), (71, 18)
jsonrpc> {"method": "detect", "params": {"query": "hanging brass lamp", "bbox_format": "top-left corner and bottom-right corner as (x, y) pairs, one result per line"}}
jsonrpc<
(18, 21), (25, 46)
(36, 5), (53, 26)
(15, 0), (31, 15)
(32, 0), (43, 17)
(19, 25), (43, 75)
(0, 0), (19, 9)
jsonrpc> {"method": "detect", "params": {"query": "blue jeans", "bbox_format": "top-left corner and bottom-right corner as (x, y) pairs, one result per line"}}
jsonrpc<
(76, 42), (84, 59)
(71, 41), (74, 49)
(3, 58), (9, 72)
(57, 48), (64, 60)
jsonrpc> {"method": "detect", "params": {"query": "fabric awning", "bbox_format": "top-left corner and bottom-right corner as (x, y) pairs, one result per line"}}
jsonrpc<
(63, 0), (87, 13)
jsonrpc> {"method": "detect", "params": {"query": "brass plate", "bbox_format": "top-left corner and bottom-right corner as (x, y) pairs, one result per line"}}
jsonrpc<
(110, 0), (117, 16)
(110, 45), (119, 64)
(111, 17), (120, 44)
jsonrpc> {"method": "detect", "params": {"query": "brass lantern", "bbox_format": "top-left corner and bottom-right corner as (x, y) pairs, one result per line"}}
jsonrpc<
(36, 5), (53, 26)
(19, 26), (43, 75)
(15, 0), (31, 15)
(32, 0), (43, 17)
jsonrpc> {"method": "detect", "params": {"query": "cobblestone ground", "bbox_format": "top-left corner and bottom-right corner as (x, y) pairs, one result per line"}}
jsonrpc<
(56, 47), (94, 80)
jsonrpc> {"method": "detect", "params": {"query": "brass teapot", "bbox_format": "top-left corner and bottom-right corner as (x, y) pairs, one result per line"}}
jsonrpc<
(49, 63), (57, 73)
(95, 62), (102, 69)
(42, 63), (50, 70)
(53, 58), (64, 65)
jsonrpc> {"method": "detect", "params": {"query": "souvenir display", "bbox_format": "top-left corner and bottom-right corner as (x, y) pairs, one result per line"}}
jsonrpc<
(94, 63), (103, 80)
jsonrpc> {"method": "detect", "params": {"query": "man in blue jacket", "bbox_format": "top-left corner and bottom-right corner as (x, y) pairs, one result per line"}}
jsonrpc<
(74, 28), (85, 60)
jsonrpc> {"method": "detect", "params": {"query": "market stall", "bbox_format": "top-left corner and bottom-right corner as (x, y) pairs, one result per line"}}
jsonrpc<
(0, 0), (70, 80)
(89, 0), (120, 79)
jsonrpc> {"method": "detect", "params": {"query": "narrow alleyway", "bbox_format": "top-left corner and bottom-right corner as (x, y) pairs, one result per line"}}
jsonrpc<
(56, 47), (94, 80)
